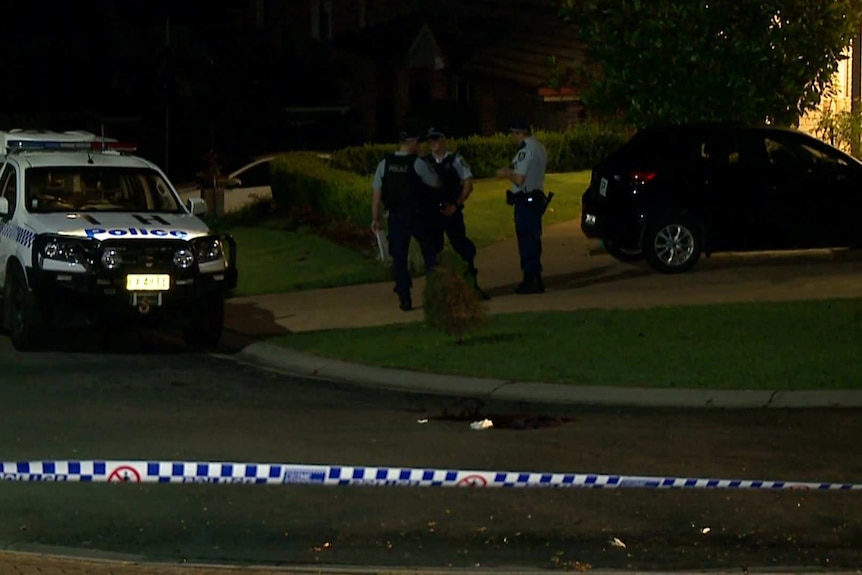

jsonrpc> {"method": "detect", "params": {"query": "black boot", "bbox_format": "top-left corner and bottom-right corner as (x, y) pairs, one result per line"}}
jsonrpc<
(468, 269), (491, 301)
(515, 272), (545, 295)
(399, 292), (413, 311)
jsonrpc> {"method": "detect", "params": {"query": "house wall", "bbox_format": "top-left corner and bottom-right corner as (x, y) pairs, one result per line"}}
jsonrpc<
(472, 81), (587, 136)
(236, 0), (422, 46)
(798, 45), (853, 137)
(537, 100), (587, 131)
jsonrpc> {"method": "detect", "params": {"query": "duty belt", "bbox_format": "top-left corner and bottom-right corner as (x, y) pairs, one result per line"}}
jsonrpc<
(506, 189), (545, 204)
(505, 189), (554, 214)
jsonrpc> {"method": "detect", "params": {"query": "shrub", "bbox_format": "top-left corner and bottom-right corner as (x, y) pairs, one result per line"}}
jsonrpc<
(813, 105), (862, 156)
(422, 249), (488, 344)
(203, 193), (278, 233)
(327, 144), (390, 176)
(270, 152), (371, 228)
(329, 124), (630, 178)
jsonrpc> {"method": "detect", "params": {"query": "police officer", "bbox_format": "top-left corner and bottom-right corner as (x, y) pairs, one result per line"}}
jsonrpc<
(372, 129), (440, 311)
(423, 127), (490, 300)
(496, 120), (548, 294)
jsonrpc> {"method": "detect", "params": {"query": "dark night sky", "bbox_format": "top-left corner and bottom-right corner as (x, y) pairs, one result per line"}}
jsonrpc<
(1, 1), (280, 177)
(3, 1), (241, 108)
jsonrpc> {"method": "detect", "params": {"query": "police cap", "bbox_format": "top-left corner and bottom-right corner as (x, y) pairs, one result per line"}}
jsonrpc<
(398, 129), (422, 142)
(425, 127), (446, 140)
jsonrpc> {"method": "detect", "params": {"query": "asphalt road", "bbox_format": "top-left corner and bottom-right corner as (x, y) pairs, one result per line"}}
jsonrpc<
(1, 331), (862, 573)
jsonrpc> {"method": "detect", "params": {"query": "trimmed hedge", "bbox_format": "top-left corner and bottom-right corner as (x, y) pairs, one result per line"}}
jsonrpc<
(270, 152), (371, 227)
(330, 123), (630, 178)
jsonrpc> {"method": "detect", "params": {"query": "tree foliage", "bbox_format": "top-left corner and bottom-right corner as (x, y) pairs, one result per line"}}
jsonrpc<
(563, 0), (862, 127)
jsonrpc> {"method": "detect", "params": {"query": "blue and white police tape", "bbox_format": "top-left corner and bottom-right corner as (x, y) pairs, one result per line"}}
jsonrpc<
(1, 460), (860, 490)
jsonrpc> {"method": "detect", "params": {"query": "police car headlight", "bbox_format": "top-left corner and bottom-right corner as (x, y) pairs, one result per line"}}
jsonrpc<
(43, 240), (60, 259)
(40, 238), (84, 265)
(173, 248), (194, 269)
(101, 248), (123, 270)
(193, 237), (224, 263)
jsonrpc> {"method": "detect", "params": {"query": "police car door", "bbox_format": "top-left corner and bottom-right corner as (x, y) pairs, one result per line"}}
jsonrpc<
(0, 160), (17, 289)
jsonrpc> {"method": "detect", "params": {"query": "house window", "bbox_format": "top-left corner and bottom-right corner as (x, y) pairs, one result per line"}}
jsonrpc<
(311, 0), (333, 41)
(358, 0), (366, 28)
(255, 0), (264, 28)
(454, 81), (472, 103)
(411, 79), (431, 106)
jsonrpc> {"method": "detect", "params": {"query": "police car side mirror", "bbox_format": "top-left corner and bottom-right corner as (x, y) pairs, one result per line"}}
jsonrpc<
(187, 197), (207, 217)
(0, 197), (8, 216)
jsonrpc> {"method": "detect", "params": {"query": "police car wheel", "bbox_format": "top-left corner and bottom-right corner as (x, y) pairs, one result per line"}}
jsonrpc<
(5, 266), (46, 351)
(182, 294), (225, 349)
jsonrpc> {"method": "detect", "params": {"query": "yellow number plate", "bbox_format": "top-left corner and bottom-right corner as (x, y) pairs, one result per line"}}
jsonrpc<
(126, 274), (170, 292)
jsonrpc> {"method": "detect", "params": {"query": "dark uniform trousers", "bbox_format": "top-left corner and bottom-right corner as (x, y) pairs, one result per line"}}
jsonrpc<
(428, 207), (478, 275)
(513, 194), (544, 274)
(388, 206), (438, 296)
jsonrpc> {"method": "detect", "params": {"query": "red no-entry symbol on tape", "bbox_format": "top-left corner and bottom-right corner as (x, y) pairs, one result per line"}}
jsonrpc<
(108, 465), (141, 483)
(457, 474), (488, 487)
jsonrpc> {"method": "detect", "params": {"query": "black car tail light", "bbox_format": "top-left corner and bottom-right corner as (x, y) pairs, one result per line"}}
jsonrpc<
(630, 171), (657, 183)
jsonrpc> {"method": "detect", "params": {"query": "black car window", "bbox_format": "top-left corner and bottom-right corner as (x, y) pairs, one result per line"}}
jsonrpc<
(764, 134), (850, 171)
(0, 164), (17, 217)
(799, 143), (849, 167)
(703, 133), (747, 166)
(765, 138), (800, 169)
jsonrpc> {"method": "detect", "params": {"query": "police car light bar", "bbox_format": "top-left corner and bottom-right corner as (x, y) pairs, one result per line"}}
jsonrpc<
(4, 139), (138, 153)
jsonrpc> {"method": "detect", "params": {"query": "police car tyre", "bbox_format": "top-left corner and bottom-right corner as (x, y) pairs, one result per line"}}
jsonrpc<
(182, 294), (225, 349)
(643, 216), (702, 274)
(4, 265), (46, 351)
(602, 239), (644, 263)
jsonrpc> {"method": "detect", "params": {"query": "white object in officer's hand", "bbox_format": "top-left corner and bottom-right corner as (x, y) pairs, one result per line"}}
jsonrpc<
(373, 228), (390, 262)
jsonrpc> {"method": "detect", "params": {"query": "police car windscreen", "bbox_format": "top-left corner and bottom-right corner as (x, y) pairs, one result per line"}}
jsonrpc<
(24, 167), (184, 214)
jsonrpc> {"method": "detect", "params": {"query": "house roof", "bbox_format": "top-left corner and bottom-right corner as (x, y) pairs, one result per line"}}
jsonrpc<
(331, 3), (585, 92)
(459, 16), (586, 91)
(331, 9), (502, 67)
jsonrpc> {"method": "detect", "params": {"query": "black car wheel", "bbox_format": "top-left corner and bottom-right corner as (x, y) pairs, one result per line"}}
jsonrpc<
(644, 217), (702, 274)
(603, 239), (644, 263)
(4, 265), (46, 351)
(182, 293), (225, 349)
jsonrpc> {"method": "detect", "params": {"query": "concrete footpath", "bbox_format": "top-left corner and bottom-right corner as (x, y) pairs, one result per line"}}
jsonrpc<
(221, 218), (862, 409)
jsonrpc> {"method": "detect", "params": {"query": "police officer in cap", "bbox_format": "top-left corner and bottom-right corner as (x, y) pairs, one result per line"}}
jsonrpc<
(496, 120), (548, 294)
(423, 126), (490, 300)
(372, 129), (440, 311)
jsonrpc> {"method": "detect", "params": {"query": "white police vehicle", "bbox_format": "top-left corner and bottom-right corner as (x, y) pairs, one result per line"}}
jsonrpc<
(0, 130), (238, 351)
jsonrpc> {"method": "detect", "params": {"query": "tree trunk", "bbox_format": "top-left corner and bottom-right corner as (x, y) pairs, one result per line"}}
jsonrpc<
(852, 22), (861, 156)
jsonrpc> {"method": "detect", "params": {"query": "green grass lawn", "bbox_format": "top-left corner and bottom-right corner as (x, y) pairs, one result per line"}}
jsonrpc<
(229, 227), (387, 296)
(464, 172), (589, 248)
(271, 299), (862, 390)
(225, 171), (591, 295)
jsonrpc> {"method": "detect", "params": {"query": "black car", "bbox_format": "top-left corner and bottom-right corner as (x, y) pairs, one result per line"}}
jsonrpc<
(580, 122), (862, 273)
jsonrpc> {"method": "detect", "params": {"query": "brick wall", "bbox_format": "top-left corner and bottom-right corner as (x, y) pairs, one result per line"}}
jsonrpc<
(430, 70), (448, 99)
(476, 87), (497, 136)
(394, 69), (411, 131)
(365, 0), (423, 27)
(332, 0), (363, 36)
(537, 100), (586, 131)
